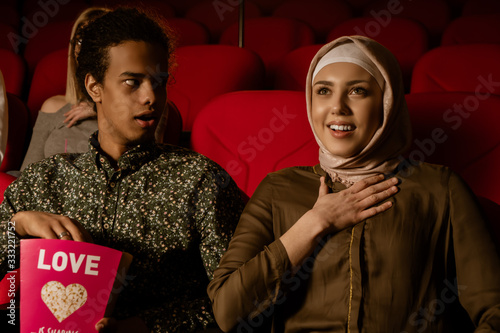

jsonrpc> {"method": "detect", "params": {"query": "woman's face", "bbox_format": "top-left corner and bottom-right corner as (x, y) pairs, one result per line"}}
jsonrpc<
(311, 62), (383, 158)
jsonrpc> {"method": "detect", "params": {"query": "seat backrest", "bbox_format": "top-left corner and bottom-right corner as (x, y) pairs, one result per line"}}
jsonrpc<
(461, 0), (500, 16)
(161, 100), (183, 146)
(166, 18), (210, 47)
(191, 90), (318, 197)
(273, 44), (321, 91)
(0, 4), (19, 31)
(219, 17), (315, 87)
(26, 47), (68, 124)
(186, 0), (261, 42)
(441, 14), (500, 46)
(1, 93), (30, 172)
(0, 23), (18, 53)
(362, 0), (450, 46)
(167, 44), (265, 131)
(0, 49), (26, 97)
(405, 92), (500, 205)
(410, 44), (500, 96)
(272, 0), (352, 42)
(22, 20), (73, 75)
(327, 17), (429, 92)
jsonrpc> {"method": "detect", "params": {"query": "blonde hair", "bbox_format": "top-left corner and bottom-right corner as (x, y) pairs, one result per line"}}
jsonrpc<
(65, 7), (110, 105)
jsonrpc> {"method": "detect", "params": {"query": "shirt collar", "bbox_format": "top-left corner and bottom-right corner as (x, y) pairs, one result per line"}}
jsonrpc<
(88, 131), (158, 173)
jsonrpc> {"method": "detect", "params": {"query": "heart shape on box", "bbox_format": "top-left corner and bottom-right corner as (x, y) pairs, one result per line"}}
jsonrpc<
(41, 281), (88, 322)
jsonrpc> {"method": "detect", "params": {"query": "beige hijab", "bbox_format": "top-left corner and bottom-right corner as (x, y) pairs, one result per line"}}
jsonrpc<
(306, 35), (412, 186)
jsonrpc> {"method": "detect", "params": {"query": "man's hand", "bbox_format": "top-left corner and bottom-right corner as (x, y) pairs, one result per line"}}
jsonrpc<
(12, 211), (93, 242)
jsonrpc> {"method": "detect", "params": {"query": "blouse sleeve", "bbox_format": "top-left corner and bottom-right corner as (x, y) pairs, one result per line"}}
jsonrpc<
(207, 174), (292, 332)
(449, 172), (500, 331)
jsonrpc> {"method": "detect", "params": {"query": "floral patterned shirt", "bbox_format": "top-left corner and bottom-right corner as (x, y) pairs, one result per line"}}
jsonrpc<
(0, 133), (244, 332)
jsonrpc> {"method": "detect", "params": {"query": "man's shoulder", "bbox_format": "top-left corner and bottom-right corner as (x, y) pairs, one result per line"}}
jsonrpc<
(22, 152), (89, 174)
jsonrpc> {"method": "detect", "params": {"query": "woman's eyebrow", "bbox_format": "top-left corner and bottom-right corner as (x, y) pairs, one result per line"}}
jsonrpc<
(313, 79), (370, 86)
(313, 80), (333, 86)
(346, 79), (370, 85)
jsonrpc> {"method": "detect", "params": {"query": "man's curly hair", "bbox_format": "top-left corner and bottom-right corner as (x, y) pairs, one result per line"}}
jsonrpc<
(75, 7), (177, 106)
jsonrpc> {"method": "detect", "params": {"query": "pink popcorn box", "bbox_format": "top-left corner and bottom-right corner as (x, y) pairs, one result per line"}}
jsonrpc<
(20, 239), (132, 333)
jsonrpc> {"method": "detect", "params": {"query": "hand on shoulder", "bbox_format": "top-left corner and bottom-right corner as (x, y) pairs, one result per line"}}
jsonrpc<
(64, 101), (95, 128)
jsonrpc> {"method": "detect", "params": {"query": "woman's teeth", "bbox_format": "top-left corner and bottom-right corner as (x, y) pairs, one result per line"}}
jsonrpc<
(329, 124), (354, 131)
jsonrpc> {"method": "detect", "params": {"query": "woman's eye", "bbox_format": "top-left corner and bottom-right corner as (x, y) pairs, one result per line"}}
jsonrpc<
(351, 87), (367, 95)
(316, 87), (330, 95)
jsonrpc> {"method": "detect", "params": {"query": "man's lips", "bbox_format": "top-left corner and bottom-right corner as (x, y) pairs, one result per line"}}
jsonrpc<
(134, 111), (158, 128)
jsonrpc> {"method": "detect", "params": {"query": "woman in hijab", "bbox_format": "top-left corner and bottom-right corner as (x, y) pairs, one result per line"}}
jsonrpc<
(207, 36), (500, 332)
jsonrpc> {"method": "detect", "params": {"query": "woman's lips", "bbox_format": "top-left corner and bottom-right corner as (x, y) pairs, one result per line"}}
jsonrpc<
(328, 123), (355, 138)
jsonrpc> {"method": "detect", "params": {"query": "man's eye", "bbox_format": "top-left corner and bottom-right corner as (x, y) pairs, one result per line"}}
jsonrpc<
(125, 79), (139, 87)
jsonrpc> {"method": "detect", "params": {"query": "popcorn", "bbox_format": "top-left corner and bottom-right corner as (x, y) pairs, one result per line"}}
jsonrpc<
(41, 281), (87, 322)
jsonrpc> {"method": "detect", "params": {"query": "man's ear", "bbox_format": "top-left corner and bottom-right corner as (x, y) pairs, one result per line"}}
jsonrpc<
(85, 74), (102, 103)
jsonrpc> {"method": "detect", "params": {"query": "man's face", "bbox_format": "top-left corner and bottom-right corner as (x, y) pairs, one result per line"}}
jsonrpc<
(89, 40), (169, 149)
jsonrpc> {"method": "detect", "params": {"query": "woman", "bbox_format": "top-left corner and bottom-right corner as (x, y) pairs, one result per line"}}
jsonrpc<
(207, 36), (500, 332)
(20, 7), (109, 171)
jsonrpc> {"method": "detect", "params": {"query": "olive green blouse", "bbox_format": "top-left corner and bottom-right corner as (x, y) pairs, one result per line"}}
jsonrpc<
(208, 162), (500, 332)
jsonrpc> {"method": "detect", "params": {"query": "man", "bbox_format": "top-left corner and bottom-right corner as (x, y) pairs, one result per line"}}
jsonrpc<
(0, 8), (243, 332)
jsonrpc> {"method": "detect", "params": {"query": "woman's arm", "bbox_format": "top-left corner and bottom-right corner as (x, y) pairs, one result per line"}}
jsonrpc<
(208, 173), (398, 332)
(448, 172), (500, 331)
(281, 175), (398, 269)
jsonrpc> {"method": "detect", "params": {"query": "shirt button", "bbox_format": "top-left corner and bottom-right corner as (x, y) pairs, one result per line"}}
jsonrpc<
(110, 182), (115, 188)
(103, 223), (110, 229)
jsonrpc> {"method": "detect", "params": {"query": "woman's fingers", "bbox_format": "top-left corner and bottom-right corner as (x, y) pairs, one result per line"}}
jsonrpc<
(312, 174), (399, 233)
(317, 176), (329, 198)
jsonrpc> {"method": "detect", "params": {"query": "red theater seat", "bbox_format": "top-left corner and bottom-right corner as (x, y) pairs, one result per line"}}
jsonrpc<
(405, 92), (500, 205)
(328, 17), (429, 92)
(441, 14), (500, 46)
(186, 0), (261, 42)
(1, 93), (30, 173)
(272, 0), (352, 42)
(220, 17), (315, 87)
(22, 20), (73, 75)
(166, 18), (210, 46)
(274, 44), (322, 91)
(461, 0), (500, 16)
(161, 100), (183, 146)
(362, 0), (450, 46)
(27, 48), (68, 124)
(0, 23), (18, 53)
(191, 90), (318, 197)
(411, 44), (500, 96)
(0, 4), (20, 30)
(0, 49), (26, 97)
(249, 0), (287, 15)
(22, 0), (89, 24)
(167, 45), (265, 131)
